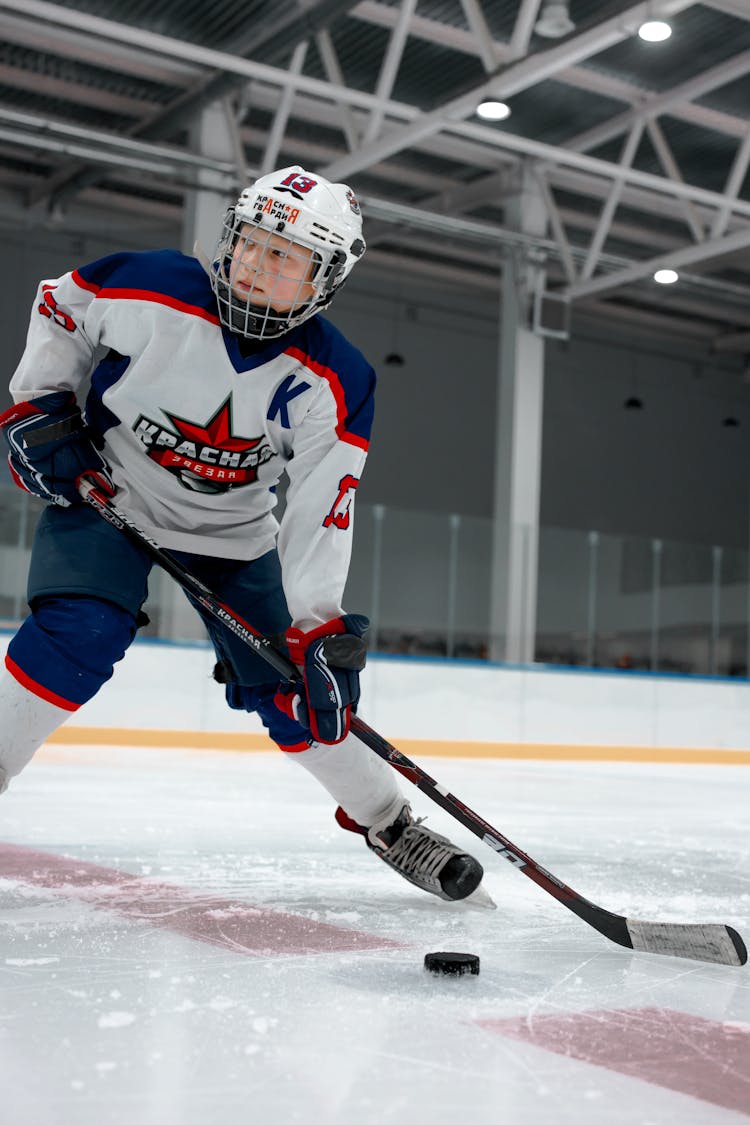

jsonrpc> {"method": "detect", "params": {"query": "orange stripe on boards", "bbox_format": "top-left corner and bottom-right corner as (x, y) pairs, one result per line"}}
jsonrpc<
(43, 727), (750, 763)
(47, 727), (276, 751)
(399, 741), (750, 764)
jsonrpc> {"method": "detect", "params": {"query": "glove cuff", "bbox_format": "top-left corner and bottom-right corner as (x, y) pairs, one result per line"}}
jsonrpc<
(0, 400), (44, 429)
(0, 392), (77, 431)
(286, 617), (346, 663)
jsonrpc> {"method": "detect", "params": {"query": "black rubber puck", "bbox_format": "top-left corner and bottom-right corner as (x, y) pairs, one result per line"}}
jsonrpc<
(424, 951), (480, 976)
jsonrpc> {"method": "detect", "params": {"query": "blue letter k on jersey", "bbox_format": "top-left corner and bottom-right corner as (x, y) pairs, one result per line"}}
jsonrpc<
(267, 375), (310, 429)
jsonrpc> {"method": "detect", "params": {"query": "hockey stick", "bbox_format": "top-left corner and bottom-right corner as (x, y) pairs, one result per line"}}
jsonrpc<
(79, 478), (747, 968)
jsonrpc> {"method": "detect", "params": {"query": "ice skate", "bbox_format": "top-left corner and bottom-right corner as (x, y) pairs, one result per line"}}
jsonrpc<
(337, 798), (495, 908)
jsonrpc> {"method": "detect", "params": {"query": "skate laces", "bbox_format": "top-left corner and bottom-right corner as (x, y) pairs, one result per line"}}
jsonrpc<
(384, 817), (457, 887)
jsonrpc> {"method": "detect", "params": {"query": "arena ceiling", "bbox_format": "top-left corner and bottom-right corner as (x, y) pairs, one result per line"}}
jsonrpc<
(0, 0), (749, 349)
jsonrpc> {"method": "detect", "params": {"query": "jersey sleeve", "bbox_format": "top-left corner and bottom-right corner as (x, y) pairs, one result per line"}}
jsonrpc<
(9, 253), (131, 402)
(276, 344), (375, 631)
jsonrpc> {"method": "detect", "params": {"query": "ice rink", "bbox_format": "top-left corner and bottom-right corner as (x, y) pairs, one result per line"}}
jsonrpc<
(1, 744), (748, 1125)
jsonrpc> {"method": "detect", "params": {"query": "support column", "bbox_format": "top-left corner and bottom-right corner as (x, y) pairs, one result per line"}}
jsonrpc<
(182, 100), (243, 257)
(489, 169), (548, 664)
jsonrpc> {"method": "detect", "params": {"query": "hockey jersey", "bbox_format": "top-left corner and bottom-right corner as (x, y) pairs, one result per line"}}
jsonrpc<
(9, 249), (376, 630)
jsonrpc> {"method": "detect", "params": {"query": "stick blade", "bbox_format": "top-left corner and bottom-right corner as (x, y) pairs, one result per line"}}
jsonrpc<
(627, 919), (747, 966)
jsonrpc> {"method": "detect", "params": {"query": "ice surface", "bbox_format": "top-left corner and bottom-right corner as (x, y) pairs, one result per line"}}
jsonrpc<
(0, 746), (748, 1125)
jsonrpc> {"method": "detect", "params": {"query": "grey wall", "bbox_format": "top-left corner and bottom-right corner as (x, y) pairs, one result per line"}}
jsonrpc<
(331, 275), (750, 549)
(541, 328), (750, 547)
(328, 280), (499, 519)
(1, 222), (747, 550)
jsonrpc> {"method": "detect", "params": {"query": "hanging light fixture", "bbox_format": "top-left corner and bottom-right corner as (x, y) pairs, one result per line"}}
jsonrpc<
(534, 1), (575, 39)
(384, 298), (405, 367)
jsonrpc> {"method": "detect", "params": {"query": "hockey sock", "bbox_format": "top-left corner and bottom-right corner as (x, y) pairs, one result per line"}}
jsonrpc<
(0, 666), (74, 788)
(284, 731), (402, 828)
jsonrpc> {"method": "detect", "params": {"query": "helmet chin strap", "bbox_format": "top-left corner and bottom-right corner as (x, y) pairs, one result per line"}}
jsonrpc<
(239, 300), (292, 338)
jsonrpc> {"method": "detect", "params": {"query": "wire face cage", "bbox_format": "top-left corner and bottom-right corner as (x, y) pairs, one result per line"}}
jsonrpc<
(212, 217), (324, 339)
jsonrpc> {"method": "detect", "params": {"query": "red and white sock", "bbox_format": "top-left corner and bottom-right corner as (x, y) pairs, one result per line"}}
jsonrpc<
(0, 666), (73, 790)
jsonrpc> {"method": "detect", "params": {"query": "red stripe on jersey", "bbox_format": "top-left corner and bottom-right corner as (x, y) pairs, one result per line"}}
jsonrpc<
(276, 741), (310, 754)
(5, 654), (80, 712)
(95, 287), (221, 326)
(71, 269), (101, 294)
(284, 345), (370, 451)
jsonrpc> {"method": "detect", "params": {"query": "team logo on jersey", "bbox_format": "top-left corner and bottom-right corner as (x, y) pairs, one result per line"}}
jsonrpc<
(323, 474), (359, 530)
(133, 396), (275, 494)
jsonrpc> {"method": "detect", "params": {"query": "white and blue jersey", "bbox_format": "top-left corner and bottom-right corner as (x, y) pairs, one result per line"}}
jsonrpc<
(10, 249), (375, 630)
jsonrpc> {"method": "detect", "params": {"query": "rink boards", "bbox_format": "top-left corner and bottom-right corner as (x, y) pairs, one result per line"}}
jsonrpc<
(2, 634), (748, 762)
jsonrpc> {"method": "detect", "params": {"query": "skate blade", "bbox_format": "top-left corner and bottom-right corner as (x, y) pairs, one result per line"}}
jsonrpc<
(457, 882), (497, 910)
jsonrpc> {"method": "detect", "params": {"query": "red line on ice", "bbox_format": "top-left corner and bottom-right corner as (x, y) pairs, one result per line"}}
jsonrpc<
(476, 1006), (750, 1115)
(0, 842), (402, 956)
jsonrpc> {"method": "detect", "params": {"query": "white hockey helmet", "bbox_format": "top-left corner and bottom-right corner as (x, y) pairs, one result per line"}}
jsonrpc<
(210, 165), (366, 340)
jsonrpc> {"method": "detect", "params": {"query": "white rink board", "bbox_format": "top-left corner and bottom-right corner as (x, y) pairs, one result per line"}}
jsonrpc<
(2, 633), (749, 751)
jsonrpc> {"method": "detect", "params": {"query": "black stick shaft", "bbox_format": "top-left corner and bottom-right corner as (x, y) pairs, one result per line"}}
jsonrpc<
(79, 478), (747, 966)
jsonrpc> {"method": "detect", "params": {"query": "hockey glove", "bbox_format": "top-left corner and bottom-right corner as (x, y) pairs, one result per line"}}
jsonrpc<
(283, 614), (370, 744)
(0, 391), (114, 507)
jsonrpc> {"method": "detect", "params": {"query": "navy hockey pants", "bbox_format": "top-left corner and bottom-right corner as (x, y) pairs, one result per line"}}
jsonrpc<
(5, 504), (310, 750)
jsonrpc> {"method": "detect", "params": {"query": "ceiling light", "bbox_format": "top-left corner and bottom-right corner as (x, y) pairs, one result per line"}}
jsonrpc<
(638, 20), (672, 41)
(477, 101), (511, 121)
(534, 1), (575, 38)
(654, 268), (679, 284)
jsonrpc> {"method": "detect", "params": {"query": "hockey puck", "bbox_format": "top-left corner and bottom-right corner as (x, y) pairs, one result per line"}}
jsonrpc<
(424, 951), (480, 976)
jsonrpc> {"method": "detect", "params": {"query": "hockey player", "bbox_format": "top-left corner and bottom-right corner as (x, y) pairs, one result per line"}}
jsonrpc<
(0, 165), (487, 905)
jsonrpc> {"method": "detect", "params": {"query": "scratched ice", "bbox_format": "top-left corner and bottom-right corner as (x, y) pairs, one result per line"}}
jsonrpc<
(0, 746), (748, 1125)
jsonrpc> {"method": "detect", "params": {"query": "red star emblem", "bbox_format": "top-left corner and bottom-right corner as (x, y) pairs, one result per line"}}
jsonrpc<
(165, 396), (262, 453)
